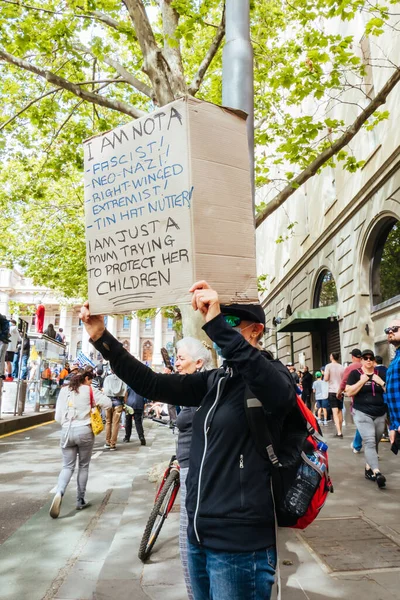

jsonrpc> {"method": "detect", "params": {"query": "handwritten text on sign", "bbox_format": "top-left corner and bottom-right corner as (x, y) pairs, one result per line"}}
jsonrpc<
(84, 102), (194, 314)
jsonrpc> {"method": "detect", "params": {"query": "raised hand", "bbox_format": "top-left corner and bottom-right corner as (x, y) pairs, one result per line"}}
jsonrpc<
(79, 301), (106, 342)
(189, 281), (221, 323)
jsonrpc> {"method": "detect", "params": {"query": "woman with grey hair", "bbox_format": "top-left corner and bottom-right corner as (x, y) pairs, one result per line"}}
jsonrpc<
(175, 337), (213, 600)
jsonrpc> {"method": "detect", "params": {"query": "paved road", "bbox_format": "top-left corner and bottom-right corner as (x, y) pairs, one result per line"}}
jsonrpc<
(1, 415), (400, 600)
(0, 421), (138, 544)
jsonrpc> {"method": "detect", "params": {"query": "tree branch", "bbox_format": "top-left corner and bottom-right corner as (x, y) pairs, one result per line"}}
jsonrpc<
(100, 54), (153, 97)
(0, 88), (60, 132)
(75, 43), (153, 97)
(76, 7), (123, 31)
(0, 49), (146, 119)
(255, 65), (400, 229)
(122, 0), (174, 106)
(188, 5), (226, 96)
(161, 0), (186, 97)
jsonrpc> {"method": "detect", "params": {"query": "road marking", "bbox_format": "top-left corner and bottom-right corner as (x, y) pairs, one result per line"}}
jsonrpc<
(0, 420), (56, 439)
(91, 451), (102, 459)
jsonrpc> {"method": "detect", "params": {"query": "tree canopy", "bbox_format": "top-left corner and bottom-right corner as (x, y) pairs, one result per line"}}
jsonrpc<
(1, 0), (399, 298)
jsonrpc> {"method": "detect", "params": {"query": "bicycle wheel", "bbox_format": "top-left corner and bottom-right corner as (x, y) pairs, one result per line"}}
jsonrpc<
(138, 469), (180, 562)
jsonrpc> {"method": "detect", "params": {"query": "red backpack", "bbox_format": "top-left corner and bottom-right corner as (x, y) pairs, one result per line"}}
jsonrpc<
(245, 362), (334, 529)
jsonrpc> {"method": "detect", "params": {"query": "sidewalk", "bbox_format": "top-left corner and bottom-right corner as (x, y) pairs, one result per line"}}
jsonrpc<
(1, 417), (399, 599)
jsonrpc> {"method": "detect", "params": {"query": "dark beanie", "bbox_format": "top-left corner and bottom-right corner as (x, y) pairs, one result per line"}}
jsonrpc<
(220, 303), (265, 329)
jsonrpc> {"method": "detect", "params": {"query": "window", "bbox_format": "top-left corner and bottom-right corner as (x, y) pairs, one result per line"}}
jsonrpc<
(167, 318), (173, 331)
(313, 270), (338, 308)
(54, 313), (60, 327)
(123, 315), (130, 330)
(371, 219), (400, 307)
(78, 318), (83, 327)
(145, 318), (152, 331)
(76, 341), (82, 354)
(31, 315), (36, 326)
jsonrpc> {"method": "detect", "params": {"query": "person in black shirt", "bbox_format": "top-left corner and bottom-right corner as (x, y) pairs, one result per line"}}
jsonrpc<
(301, 366), (313, 410)
(346, 349), (387, 488)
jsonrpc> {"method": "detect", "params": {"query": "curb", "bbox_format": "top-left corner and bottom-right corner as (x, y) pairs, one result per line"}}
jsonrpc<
(0, 410), (55, 436)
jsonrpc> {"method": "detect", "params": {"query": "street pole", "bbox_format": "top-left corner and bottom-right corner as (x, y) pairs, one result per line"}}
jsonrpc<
(222, 0), (254, 207)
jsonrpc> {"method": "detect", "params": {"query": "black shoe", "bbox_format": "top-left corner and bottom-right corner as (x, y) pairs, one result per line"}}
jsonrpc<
(334, 433), (343, 438)
(122, 438), (130, 443)
(375, 472), (386, 488)
(365, 468), (376, 481)
(76, 498), (91, 511)
(140, 437), (146, 446)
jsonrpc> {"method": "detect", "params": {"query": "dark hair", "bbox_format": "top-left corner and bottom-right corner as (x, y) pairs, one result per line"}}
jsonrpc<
(331, 352), (340, 361)
(11, 319), (17, 325)
(375, 355), (383, 364)
(68, 367), (93, 392)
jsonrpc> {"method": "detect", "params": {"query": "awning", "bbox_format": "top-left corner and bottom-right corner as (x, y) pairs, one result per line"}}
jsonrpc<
(276, 305), (338, 333)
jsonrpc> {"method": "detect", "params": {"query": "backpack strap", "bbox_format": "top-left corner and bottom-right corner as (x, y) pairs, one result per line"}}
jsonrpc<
(245, 388), (280, 467)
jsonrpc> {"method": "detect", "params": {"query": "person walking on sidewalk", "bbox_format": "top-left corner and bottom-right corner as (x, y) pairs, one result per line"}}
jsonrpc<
(301, 366), (313, 410)
(80, 281), (295, 600)
(324, 352), (344, 438)
(174, 337), (213, 600)
(312, 371), (329, 425)
(338, 348), (363, 452)
(123, 386), (146, 446)
(103, 371), (126, 450)
(345, 349), (387, 488)
(385, 319), (400, 448)
(50, 367), (111, 518)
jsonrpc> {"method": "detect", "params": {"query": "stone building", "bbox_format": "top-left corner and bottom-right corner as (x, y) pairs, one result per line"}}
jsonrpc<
(0, 267), (175, 367)
(257, 17), (400, 370)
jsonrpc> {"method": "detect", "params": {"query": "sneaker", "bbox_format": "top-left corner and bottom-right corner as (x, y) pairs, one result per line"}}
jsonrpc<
(365, 468), (376, 481)
(380, 435), (390, 443)
(375, 472), (386, 488)
(103, 443), (111, 449)
(323, 421), (328, 426)
(122, 438), (130, 443)
(49, 492), (63, 519)
(140, 437), (146, 446)
(350, 442), (361, 454)
(342, 421), (346, 426)
(109, 446), (116, 451)
(76, 499), (91, 511)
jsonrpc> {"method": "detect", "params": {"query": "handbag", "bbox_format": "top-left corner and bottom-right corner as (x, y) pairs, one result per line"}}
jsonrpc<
(89, 386), (104, 435)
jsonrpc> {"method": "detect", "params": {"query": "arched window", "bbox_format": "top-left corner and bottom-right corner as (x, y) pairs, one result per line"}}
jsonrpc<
(371, 218), (400, 307)
(142, 340), (153, 364)
(313, 270), (338, 308)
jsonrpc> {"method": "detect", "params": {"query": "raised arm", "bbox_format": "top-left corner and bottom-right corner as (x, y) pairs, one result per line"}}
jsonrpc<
(190, 281), (294, 415)
(79, 303), (207, 407)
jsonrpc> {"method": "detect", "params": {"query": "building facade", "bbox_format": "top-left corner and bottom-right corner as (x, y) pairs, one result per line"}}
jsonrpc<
(0, 268), (175, 367)
(257, 17), (400, 370)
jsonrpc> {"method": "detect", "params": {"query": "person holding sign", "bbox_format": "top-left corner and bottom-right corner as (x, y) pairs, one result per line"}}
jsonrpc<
(79, 281), (295, 600)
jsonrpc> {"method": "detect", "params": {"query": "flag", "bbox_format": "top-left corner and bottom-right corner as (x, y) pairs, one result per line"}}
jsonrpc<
(76, 351), (95, 368)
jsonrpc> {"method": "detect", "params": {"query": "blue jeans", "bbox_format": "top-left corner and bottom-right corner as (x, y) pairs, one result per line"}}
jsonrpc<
(12, 353), (28, 379)
(353, 429), (363, 451)
(187, 540), (276, 600)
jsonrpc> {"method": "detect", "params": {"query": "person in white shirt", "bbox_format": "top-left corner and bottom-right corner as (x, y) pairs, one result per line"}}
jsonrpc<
(50, 367), (111, 518)
(312, 371), (329, 425)
(324, 352), (345, 438)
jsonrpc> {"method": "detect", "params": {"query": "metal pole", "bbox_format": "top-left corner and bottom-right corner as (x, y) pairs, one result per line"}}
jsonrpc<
(222, 0), (254, 207)
(14, 331), (25, 416)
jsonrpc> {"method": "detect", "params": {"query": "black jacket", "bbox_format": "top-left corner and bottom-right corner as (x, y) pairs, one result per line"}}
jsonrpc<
(91, 313), (294, 551)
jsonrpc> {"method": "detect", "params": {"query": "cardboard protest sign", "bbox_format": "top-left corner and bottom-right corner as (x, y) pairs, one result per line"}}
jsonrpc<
(84, 97), (258, 315)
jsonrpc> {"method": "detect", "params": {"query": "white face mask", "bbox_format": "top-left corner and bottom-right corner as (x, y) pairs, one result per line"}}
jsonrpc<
(234, 323), (254, 335)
